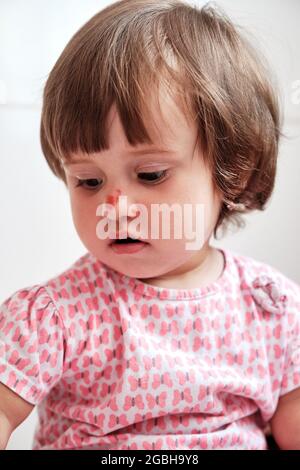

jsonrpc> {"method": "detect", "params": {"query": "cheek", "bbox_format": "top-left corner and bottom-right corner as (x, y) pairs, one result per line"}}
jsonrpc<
(69, 194), (97, 234)
(186, 170), (221, 228)
(192, 168), (216, 205)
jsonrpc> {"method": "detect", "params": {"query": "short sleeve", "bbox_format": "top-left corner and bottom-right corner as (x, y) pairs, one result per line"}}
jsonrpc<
(0, 285), (66, 405)
(251, 272), (300, 398)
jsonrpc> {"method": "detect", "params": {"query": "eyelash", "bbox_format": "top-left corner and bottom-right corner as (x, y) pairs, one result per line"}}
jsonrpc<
(74, 170), (169, 190)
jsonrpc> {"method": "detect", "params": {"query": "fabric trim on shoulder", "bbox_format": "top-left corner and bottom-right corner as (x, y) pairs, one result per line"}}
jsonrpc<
(0, 285), (67, 405)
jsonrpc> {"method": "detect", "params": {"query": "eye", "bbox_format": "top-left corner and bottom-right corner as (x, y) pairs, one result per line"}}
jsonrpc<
(75, 178), (102, 190)
(137, 170), (168, 184)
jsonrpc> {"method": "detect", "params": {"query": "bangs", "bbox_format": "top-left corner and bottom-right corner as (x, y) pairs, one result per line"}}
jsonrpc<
(40, 2), (197, 173)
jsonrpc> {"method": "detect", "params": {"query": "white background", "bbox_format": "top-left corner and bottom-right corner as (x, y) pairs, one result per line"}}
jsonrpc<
(0, 0), (299, 449)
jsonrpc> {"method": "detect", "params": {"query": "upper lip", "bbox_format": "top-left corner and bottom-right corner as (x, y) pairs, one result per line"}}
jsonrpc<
(109, 232), (148, 244)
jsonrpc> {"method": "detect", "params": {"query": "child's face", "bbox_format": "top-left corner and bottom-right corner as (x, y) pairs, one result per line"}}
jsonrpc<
(63, 90), (222, 281)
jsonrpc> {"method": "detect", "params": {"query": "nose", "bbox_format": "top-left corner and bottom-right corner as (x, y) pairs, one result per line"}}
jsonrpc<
(104, 189), (140, 219)
(105, 189), (122, 206)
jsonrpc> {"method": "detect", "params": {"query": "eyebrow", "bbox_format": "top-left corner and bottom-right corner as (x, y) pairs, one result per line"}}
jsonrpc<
(63, 148), (176, 166)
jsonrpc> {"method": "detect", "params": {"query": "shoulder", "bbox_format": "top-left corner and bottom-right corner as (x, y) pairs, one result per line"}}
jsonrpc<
(0, 251), (111, 324)
(43, 250), (115, 298)
(225, 248), (300, 316)
(1, 283), (57, 320)
(38, 251), (121, 325)
(0, 282), (71, 405)
(0, 283), (66, 347)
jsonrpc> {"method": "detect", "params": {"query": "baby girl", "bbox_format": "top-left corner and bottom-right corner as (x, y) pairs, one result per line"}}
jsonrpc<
(1, 0), (300, 450)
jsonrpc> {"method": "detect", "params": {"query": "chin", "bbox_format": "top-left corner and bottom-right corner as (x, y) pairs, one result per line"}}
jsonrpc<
(117, 266), (155, 279)
(108, 261), (162, 280)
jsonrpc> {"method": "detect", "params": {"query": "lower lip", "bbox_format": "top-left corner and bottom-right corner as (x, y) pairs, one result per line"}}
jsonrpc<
(110, 241), (149, 254)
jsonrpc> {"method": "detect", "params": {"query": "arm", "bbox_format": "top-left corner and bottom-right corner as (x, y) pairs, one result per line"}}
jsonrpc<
(270, 387), (300, 450)
(0, 382), (34, 450)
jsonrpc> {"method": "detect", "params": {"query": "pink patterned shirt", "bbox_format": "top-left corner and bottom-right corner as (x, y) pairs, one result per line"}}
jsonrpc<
(0, 248), (300, 450)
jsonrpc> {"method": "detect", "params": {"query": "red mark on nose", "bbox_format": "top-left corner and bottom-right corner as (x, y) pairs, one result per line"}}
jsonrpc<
(106, 189), (122, 206)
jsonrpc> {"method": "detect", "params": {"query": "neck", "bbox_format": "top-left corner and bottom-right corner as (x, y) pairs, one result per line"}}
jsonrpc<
(141, 242), (223, 289)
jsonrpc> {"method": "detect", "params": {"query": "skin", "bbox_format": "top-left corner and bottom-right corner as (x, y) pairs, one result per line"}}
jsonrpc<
(62, 86), (225, 289)
(106, 189), (122, 206)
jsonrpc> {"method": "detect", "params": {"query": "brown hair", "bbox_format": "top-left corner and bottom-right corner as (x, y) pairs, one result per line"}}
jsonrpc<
(40, 0), (282, 239)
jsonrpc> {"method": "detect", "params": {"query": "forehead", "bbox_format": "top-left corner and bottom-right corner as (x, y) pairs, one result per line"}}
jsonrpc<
(107, 87), (197, 152)
(67, 87), (197, 164)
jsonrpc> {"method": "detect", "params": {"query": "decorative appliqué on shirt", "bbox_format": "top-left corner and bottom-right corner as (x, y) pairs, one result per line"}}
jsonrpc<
(252, 275), (288, 315)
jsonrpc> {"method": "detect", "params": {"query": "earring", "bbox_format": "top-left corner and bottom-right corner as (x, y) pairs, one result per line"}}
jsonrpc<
(225, 200), (246, 211)
(59, 157), (67, 170)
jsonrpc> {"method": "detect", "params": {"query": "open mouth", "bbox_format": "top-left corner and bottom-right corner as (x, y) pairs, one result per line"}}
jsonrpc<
(109, 236), (149, 254)
(111, 237), (144, 245)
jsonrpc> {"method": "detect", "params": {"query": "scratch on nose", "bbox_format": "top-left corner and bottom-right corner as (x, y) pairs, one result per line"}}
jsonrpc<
(106, 189), (122, 206)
